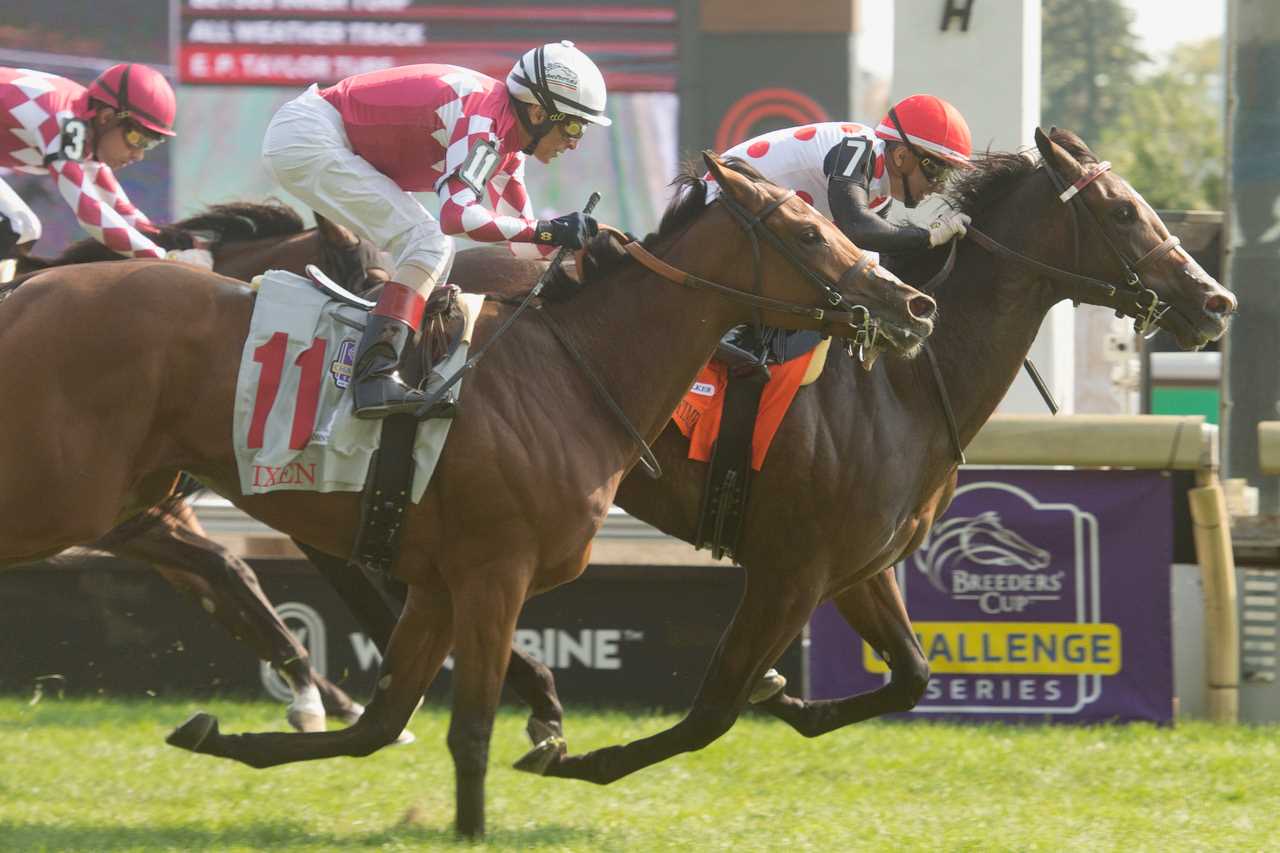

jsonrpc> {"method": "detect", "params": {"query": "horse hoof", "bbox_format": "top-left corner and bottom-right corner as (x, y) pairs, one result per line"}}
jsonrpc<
(512, 735), (566, 775)
(749, 669), (787, 704)
(286, 707), (327, 733)
(334, 702), (365, 726)
(525, 716), (564, 747)
(166, 712), (219, 752)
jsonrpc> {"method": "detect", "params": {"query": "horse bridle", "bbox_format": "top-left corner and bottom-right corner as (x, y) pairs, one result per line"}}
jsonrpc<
(624, 184), (886, 357)
(967, 159), (1182, 338)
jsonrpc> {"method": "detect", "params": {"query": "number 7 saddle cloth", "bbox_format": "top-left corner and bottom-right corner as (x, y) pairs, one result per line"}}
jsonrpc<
(232, 269), (483, 500)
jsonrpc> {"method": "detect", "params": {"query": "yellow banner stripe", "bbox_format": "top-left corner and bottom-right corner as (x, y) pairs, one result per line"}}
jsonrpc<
(862, 621), (1122, 675)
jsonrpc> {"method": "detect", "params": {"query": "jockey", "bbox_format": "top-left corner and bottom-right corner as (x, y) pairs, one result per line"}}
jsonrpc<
(711, 94), (973, 256)
(262, 40), (611, 420)
(0, 64), (209, 266)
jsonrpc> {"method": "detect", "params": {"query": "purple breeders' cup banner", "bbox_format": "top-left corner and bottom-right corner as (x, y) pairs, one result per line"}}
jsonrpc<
(810, 469), (1174, 723)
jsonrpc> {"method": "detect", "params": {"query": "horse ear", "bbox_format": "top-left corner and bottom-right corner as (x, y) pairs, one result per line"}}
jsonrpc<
(1034, 127), (1081, 178)
(313, 212), (359, 249)
(702, 150), (753, 202)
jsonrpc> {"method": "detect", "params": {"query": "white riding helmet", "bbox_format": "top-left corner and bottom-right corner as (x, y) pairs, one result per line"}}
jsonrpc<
(506, 40), (612, 127)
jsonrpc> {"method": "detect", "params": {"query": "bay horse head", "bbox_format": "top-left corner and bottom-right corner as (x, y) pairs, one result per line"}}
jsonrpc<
(685, 152), (937, 358)
(1019, 128), (1235, 350)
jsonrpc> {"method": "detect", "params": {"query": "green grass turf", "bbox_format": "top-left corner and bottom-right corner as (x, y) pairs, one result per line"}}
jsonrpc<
(0, 698), (1276, 851)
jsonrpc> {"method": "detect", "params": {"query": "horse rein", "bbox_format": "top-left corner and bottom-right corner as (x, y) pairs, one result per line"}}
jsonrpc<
(624, 187), (884, 353)
(966, 160), (1181, 337)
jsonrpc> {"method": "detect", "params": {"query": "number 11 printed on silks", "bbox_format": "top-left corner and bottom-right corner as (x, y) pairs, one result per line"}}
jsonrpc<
(248, 332), (326, 450)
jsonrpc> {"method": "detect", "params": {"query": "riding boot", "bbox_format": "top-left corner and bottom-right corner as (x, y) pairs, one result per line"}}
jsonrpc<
(351, 281), (429, 419)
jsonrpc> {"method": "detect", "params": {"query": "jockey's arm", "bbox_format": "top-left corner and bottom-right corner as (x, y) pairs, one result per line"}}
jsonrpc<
(93, 164), (158, 233)
(437, 174), (539, 245)
(47, 159), (166, 259)
(827, 176), (931, 255)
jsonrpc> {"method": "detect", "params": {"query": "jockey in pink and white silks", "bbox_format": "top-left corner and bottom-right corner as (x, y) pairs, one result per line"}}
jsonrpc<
(710, 94), (974, 257)
(0, 63), (209, 266)
(262, 40), (612, 419)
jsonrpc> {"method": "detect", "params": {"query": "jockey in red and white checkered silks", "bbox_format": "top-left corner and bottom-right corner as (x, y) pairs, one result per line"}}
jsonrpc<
(263, 41), (611, 420)
(0, 63), (208, 267)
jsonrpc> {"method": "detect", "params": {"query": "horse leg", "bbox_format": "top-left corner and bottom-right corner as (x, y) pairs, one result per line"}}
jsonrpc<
(532, 570), (819, 785)
(757, 568), (929, 736)
(446, 570), (530, 838)
(105, 502), (355, 732)
(166, 576), (453, 766)
(297, 538), (565, 754)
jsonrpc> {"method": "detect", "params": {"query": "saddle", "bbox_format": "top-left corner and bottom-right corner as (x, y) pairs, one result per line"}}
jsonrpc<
(304, 265), (466, 574)
(695, 326), (826, 562)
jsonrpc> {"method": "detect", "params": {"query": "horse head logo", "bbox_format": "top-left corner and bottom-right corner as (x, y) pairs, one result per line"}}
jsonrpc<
(913, 511), (1052, 594)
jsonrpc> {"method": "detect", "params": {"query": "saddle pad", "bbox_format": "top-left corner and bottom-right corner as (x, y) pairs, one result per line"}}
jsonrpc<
(233, 270), (483, 501)
(672, 346), (821, 472)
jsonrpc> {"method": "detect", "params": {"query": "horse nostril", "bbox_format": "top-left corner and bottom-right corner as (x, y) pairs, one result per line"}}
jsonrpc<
(908, 294), (937, 320)
(1205, 292), (1236, 317)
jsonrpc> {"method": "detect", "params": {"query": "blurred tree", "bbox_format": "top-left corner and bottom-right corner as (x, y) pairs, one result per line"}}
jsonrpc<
(1042, 0), (1149, 145)
(1043, 1), (1224, 210)
(1099, 38), (1225, 210)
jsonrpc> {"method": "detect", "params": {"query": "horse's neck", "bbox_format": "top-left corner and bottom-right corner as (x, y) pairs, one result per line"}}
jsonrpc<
(891, 208), (1068, 451)
(543, 237), (741, 447)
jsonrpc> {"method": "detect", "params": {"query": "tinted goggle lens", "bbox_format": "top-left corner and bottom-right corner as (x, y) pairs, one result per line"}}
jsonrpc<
(918, 156), (954, 184)
(559, 119), (585, 140)
(123, 121), (164, 151)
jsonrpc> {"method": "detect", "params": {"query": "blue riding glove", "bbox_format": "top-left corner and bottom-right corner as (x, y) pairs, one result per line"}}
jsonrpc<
(533, 212), (599, 250)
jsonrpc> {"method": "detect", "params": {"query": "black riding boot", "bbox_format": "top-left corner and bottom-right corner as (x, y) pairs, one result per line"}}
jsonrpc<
(351, 313), (428, 419)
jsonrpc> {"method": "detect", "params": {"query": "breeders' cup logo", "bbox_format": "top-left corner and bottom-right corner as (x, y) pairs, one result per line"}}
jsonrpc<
(330, 338), (356, 389)
(913, 510), (1063, 614)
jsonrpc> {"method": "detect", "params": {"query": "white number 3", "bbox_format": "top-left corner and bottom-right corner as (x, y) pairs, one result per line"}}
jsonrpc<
(60, 119), (87, 161)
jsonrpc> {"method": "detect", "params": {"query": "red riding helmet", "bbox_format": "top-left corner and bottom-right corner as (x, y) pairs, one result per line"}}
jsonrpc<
(87, 63), (177, 137)
(875, 94), (971, 169)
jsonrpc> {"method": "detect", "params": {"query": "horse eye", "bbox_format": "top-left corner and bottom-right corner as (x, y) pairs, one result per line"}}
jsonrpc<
(1112, 203), (1137, 225)
(801, 227), (824, 245)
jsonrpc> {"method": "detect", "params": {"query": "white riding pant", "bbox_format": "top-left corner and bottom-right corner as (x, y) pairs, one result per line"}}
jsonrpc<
(0, 177), (42, 245)
(262, 85), (453, 295)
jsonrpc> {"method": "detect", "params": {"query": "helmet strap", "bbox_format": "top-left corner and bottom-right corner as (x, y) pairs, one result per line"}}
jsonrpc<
(513, 101), (554, 155)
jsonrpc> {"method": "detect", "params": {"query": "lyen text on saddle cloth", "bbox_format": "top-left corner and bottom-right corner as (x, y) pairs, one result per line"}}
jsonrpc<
(232, 271), (482, 500)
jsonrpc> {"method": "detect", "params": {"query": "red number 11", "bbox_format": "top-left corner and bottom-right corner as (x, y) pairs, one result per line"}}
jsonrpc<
(247, 332), (327, 450)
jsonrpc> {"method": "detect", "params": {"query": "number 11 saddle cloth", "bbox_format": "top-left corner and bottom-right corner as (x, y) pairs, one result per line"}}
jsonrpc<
(232, 269), (483, 500)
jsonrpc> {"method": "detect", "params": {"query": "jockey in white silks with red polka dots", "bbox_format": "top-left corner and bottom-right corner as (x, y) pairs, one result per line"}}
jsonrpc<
(0, 63), (210, 267)
(709, 94), (973, 259)
(263, 41), (610, 419)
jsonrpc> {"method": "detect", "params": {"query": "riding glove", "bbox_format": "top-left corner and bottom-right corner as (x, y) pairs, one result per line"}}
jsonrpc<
(898, 194), (971, 247)
(533, 212), (599, 250)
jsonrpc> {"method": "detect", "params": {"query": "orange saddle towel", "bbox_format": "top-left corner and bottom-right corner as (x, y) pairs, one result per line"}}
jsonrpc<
(672, 347), (820, 471)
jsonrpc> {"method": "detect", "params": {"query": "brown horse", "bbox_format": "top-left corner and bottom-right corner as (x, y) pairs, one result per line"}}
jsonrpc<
(3, 201), (387, 732)
(453, 128), (1231, 785)
(0, 153), (934, 837)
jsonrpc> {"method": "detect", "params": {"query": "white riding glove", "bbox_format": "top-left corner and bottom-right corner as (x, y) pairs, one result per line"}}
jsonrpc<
(165, 247), (215, 269)
(899, 194), (971, 247)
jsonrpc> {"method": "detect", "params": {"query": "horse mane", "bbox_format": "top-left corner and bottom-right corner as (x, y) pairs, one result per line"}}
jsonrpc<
(53, 200), (306, 264)
(557, 156), (774, 298)
(947, 128), (1097, 217)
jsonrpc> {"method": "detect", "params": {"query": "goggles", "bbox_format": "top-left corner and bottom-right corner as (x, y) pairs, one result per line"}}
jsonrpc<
(549, 113), (586, 140)
(916, 154), (955, 185)
(121, 119), (165, 151)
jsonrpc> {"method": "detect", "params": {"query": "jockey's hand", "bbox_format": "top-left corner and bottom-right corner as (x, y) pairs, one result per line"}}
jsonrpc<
(165, 247), (215, 269)
(533, 212), (599, 250)
(901, 194), (970, 247)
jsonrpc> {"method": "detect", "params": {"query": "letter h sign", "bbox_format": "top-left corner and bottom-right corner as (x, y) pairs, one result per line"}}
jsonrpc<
(940, 0), (976, 32)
